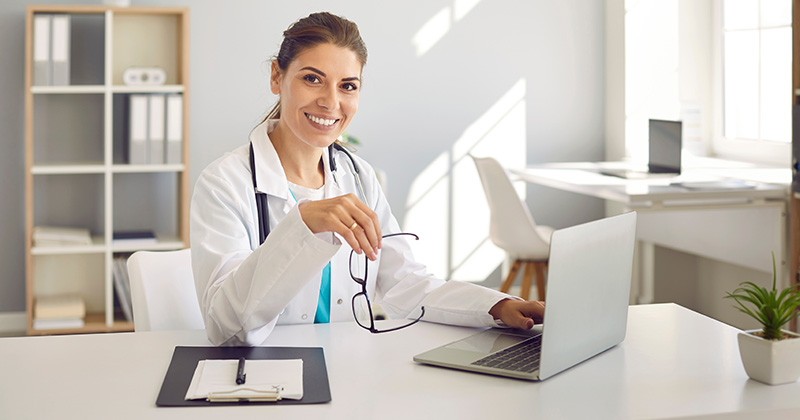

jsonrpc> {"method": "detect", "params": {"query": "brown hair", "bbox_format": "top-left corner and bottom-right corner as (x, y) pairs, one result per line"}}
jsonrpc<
(264, 12), (368, 121)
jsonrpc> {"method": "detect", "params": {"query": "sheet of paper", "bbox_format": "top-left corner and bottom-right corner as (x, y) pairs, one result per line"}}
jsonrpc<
(185, 359), (303, 401)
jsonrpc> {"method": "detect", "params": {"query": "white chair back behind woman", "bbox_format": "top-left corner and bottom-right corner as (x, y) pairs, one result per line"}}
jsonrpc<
(127, 249), (205, 332)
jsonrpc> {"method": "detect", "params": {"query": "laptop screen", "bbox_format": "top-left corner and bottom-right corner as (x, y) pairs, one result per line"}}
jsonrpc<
(648, 119), (682, 174)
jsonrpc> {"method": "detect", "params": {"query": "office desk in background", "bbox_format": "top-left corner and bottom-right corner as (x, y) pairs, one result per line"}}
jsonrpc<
(1, 304), (800, 420)
(510, 158), (789, 304)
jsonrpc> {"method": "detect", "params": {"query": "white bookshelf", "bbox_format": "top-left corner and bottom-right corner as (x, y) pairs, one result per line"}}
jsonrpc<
(24, 5), (190, 335)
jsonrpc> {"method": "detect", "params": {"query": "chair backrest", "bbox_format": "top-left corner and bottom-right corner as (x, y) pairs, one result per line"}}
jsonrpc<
(127, 249), (205, 332)
(471, 155), (550, 258)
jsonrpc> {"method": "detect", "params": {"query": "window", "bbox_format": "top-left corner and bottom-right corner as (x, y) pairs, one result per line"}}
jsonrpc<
(717, 0), (792, 162)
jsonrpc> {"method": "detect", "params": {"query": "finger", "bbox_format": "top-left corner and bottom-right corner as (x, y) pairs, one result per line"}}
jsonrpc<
(350, 198), (382, 248)
(350, 212), (380, 256)
(511, 311), (534, 330)
(522, 317), (534, 330)
(349, 220), (378, 261)
(331, 205), (377, 259)
(332, 195), (379, 251)
(361, 201), (382, 249)
(335, 218), (364, 255)
(517, 301), (545, 324)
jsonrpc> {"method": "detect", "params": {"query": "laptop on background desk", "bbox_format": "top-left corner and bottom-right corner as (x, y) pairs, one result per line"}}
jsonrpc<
(600, 119), (683, 179)
(413, 212), (637, 381)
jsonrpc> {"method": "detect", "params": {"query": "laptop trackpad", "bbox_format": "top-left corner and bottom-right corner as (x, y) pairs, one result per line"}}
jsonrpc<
(445, 330), (536, 354)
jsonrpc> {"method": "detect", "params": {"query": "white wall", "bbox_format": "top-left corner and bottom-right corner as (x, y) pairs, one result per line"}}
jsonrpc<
(0, 1), (607, 315)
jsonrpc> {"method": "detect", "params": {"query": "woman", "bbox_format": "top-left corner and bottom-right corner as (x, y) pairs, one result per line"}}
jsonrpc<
(191, 12), (544, 346)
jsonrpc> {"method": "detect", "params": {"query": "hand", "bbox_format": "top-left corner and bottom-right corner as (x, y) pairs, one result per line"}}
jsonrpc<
(488, 299), (545, 330)
(297, 194), (382, 260)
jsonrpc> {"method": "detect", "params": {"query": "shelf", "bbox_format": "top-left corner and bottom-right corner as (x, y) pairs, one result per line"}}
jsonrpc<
(112, 13), (182, 85)
(31, 85), (105, 94)
(28, 313), (133, 336)
(31, 85), (185, 94)
(31, 162), (105, 174)
(25, 5), (189, 336)
(32, 163), (186, 174)
(111, 237), (184, 253)
(112, 163), (185, 173)
(111, 85), (184, 93)
(31, 236), (106, 255)
(33, 94), (104, 164)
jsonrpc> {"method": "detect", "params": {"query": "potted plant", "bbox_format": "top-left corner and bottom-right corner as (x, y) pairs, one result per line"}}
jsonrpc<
(725, 253), (800, 385)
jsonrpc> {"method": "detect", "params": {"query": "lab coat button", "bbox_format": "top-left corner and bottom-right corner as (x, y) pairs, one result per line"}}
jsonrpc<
(301, 314), (308, 320)
(337, 299), (343, 305)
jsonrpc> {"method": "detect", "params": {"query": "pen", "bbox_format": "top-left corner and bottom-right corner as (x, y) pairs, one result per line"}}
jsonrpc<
(236, 357), (246, 385)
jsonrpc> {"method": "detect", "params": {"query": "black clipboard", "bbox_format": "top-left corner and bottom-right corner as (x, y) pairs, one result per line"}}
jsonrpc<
(156, 346), (332, 406)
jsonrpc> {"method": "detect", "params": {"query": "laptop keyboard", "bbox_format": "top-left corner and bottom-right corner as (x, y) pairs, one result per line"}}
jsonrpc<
(470, 334), (542, 373)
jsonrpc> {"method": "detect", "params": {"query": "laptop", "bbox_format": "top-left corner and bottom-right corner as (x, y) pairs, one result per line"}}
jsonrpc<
(413, 212), (637, 381)
(600, 119), (682, 179)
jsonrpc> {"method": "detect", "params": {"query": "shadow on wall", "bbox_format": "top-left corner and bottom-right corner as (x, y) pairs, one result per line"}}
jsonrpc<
(350, 0), (605, 282)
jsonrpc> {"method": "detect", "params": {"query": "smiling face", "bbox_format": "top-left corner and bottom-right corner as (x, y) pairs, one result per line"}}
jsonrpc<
(270, 42), (362, 151)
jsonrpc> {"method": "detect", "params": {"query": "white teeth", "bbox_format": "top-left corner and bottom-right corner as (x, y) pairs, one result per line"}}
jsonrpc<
(306, 114), (336, 126)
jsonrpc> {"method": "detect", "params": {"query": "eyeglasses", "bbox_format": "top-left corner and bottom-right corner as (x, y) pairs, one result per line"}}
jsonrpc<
(349, 232), (425, 333)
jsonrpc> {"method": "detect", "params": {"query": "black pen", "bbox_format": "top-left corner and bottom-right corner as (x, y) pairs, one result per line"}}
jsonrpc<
(236, 357), (246, 385)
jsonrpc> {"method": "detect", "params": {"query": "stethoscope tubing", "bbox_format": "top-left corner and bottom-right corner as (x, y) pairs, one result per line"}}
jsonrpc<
(250, 141), (366, 242)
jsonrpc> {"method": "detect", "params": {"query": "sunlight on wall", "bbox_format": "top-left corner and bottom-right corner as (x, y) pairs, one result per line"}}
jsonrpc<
(412, 0), (483, 57)
(412, 7), (451, 57)
(454, 0), (482, 21)
(624, 0), (680, 162)
(404, 79), (527, 282)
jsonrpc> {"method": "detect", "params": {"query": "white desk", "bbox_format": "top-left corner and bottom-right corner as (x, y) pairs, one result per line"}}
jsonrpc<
(510, 159), (789, 303)
(1, 304), (799, 420)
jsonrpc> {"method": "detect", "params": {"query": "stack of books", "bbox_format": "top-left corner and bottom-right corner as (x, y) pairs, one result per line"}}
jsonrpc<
(32, 226), (91, 247)
(113, 230), (157, 246)
(33, 295), (85, 330)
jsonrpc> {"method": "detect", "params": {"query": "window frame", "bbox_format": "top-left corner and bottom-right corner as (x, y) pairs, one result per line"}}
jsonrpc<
(711, 0), (792, 165)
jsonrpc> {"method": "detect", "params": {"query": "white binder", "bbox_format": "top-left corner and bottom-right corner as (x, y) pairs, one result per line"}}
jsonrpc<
(165, 94), (183, 164)
(149, 95), (166, 164)
(129, 95), (149, 164)
(33, 14), (51, 86)
(51, 14), (70, 86)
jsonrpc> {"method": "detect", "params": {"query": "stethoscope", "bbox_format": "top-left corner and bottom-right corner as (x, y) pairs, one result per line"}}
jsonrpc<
(249, 141), (367, 244)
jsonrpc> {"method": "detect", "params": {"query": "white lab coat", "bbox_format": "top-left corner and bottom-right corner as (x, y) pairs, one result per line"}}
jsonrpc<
(190, 120), (512, 346)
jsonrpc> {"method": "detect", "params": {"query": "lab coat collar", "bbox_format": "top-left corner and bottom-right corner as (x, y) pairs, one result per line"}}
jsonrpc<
(250, 120), (345, 201)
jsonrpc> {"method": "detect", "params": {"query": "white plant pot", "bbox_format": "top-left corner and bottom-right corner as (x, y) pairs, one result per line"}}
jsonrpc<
(737, 329), (800, 385)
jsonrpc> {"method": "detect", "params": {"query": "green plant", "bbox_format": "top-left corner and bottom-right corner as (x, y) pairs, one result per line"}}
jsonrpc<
(725, 252), (800, 340)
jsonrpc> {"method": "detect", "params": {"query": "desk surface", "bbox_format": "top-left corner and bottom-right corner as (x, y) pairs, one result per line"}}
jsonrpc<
(1, 304), (799, 420)
(510, 159), (787, 207)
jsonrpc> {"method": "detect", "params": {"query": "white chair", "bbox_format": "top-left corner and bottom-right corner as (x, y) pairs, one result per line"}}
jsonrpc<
(471, 155), (554, 301)
(127, 249), (205, 332)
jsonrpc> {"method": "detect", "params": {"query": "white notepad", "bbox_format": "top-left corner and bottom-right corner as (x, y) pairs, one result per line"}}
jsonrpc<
(185, 359), (303, 402)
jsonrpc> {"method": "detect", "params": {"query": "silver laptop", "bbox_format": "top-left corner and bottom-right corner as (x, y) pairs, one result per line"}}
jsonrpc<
(600, 119), (682, 179)
(413, 212), (637, 381)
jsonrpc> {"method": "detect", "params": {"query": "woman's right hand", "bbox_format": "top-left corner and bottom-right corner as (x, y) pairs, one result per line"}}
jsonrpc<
(297, 193), (382, 260)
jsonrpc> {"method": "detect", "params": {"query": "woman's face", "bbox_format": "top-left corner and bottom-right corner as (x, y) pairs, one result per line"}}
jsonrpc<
(271, 43), (362, 150)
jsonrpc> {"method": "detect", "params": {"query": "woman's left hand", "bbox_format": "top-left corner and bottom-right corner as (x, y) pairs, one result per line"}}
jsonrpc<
(488, 299), (545, 330)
